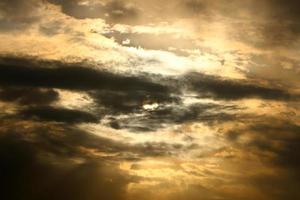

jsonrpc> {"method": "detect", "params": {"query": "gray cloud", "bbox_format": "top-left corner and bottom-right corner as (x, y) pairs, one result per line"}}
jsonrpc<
(0, 0), (41, 31)
(39, 20), (65, 36)
(91, 89), (179, 115)
(0, 56), (170, 94)
(184, 72), (295, 101)
(0, 56), (297, 131)
(47, 0), (139, 24)
(228, 121), (300, 178)
(109, 103), (239, 132)
(0, 87), (59, 105)
(244, 54), (300, 89)
(0, 56), (178, 127)
(226, 120), (300, 200)
(19, 106), (99, 124)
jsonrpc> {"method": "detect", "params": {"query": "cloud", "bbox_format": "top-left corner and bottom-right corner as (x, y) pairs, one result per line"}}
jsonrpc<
(0, 56), (177, 114)
(0, 56), (179, 126)
(0, 117), (189, 160)
(247, 173), (300, 200)
(0, 116), (224, 200)
(0, 0), (41, 31)
(184, 72), (295, 101)
(1, 56), (297, 131)
(227, 120), (300, 178)
(0, 56), (170, 93)
(232, 21), (300, 49)
(19, 106), (99, 124)
(0, 121), (132, 200)
(0, 87), (59, 105)
(105, 0), (139, 23)
(225, 0), (300, 48)
(39, 20), (65, 36)
(1, 1), (300, 199)
(91, 89), (179, 115)
(249, 123), (300, 171)
(103, 31), (197, 55)
(268, 0), (300, 20)
(47, 0), (139, 24)
(244, 54), (300, 89)
(109, 103), (239, 132)
(1, 56), (294, 105)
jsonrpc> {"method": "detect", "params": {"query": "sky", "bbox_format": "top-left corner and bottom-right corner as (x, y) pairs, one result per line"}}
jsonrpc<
(0, 1), (300, 200)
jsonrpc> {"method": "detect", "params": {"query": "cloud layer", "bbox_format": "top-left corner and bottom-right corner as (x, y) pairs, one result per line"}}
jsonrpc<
(0, 0), (300, 200)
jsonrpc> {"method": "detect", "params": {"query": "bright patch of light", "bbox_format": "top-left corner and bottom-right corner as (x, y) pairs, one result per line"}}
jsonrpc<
(143, 103), (159, 111)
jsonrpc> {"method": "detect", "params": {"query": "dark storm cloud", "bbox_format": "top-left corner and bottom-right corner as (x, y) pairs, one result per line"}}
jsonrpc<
(0, 57), (170, 94)
(47, 0), (139, 24)
(1, 57), (293, 103)
(1, 56), (297, 131)
(184, 72), (295, 101)
(0, 56), (180, 129)
(20, 106), (99, 124)
(0, 87), (59, 105)
(0, 56), (177, 122)
(91, 90), (179, 114)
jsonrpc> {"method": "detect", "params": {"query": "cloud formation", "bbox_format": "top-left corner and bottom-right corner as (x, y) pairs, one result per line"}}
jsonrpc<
(225, 120), (300, 199)
(0, 121), (132, 200)
(0, 57), (169, 93)
(48, 0), (139, 24)
(185, 72), (295, 101)
(0, 0), (41, 31)
(0, 56), (297, 132)
(0, 87), (59, 105)
(0, 1), (300, 198)
(20, 106), (99, 124)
